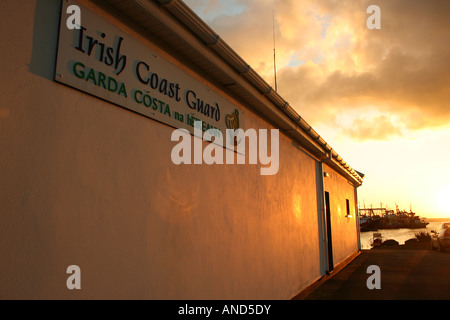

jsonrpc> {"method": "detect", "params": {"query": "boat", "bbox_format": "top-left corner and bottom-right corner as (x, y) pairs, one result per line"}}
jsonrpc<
(359, 204), (428, 231)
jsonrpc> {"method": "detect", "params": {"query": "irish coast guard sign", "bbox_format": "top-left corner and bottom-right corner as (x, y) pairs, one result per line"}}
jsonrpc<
(55, 1), (244, 138)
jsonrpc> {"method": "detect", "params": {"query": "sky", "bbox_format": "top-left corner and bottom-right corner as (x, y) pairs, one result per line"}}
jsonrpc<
(184, 0), (450, 218)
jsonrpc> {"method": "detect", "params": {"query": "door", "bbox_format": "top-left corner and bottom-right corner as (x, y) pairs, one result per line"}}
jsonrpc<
(325, 191), (334, 272)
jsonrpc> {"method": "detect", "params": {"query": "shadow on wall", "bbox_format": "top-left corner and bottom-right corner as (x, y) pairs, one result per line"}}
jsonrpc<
(28, 0), (62, 80)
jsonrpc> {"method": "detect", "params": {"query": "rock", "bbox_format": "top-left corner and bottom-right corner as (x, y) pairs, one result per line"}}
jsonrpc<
(382, 239), (399, 246)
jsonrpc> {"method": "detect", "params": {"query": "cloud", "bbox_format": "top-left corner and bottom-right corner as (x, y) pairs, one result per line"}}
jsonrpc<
(185, 0), (450, 141)
(338, 114), (403, 142)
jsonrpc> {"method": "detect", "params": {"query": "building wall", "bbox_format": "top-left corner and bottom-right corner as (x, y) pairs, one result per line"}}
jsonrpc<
(323, 163), (359, 267)
(0, 0), (359, 299)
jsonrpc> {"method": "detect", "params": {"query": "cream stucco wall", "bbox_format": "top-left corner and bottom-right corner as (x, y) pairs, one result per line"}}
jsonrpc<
(0, 0), (359, 299)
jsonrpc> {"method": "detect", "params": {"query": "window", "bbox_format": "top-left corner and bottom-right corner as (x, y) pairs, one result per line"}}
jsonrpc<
(346, 199), (352, 217)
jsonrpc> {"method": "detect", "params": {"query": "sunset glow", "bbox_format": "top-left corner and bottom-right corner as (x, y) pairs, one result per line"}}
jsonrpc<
(185, 0), (450, 218)
(436, 186), (450, 218)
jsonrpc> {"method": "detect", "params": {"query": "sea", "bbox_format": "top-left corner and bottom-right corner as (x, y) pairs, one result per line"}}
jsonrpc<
(359, 218), (450, 249)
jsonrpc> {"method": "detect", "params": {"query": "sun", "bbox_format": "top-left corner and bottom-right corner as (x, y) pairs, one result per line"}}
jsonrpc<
(436, 186), (450, 218)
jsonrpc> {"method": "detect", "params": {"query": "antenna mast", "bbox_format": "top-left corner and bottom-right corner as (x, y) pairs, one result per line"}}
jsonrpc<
(273, 8), (278, 92)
